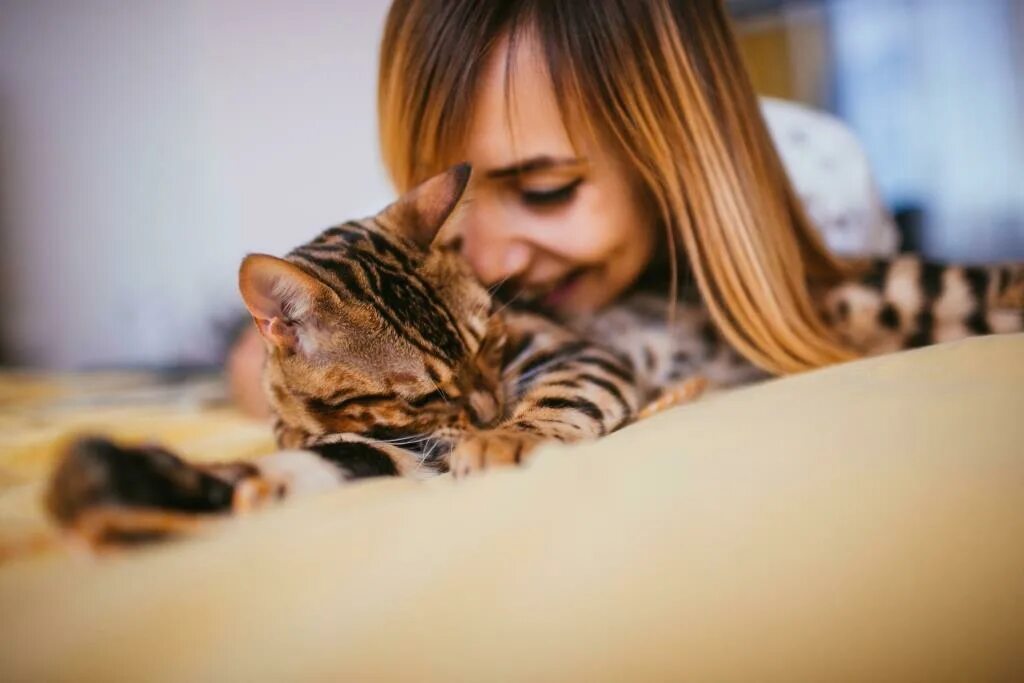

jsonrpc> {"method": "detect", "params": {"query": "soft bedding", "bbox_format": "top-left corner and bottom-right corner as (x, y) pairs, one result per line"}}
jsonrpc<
(1, 335), (1022, 680)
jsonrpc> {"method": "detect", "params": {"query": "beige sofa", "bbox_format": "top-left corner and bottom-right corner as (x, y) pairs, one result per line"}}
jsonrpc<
(1, 334), (1022, 680)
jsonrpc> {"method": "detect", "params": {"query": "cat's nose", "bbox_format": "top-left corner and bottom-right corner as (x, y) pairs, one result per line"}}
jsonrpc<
(466, 390), (500, 428)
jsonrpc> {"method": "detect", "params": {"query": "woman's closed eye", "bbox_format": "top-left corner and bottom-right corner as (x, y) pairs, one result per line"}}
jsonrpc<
(519, 177), (583, 207)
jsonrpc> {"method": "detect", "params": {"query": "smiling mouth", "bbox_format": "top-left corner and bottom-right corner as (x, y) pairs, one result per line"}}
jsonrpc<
(539, 268), (587, 309)
(492, 267), (588, 311)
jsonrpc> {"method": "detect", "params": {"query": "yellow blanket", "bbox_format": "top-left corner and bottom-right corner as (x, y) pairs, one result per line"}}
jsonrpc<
(0, 372), (274, 555)
(1, 336), (1023, 680)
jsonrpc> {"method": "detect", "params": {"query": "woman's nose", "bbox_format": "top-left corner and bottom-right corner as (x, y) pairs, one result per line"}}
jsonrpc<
(460, 207), (532, 286)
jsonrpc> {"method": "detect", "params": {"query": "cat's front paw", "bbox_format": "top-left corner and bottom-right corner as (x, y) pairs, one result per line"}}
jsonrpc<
(448, 430), (539, 478)
(232, 450), (346, 512)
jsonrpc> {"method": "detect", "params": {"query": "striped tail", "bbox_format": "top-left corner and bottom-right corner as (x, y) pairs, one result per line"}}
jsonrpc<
(823, 255), (1024, 354)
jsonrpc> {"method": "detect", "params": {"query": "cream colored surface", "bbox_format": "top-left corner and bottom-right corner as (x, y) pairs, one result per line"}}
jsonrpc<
(1, 336), (1023, 680)
(0, 372), (274, 554)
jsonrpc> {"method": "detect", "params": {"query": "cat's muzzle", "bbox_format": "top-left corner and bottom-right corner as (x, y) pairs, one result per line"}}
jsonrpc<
(466, 390), (501, 428)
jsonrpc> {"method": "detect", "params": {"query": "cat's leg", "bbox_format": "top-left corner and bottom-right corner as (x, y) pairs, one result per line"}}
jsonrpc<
(233, 437), (440, 508)
(450, 305), (764, 477)
(449, 339), (643, 477)
(46, 436), (412, 546)
(450, 366), (711, 477)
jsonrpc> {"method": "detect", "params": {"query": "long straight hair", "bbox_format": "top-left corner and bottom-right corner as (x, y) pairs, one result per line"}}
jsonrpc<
(379, 0), (858, 374)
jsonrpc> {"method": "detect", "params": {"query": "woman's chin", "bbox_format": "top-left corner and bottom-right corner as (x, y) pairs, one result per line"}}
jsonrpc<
(545, 283), (607, 318)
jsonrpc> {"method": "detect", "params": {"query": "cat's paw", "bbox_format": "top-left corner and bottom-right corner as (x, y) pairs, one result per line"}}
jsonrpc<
(232, 450), (345, 513)
(448, 430), (539, 478)
(231, 476), (286, 514)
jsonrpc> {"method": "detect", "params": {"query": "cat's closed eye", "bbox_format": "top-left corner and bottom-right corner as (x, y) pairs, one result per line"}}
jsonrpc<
(405, 388), (451, 408)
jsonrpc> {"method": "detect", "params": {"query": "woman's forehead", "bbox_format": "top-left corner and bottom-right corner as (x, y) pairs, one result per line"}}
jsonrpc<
(464, 32), (580, 173)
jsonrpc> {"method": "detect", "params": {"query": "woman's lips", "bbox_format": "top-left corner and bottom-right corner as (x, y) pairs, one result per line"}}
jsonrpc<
(499, 268), (589, 310)
(541, 268), (586, 309)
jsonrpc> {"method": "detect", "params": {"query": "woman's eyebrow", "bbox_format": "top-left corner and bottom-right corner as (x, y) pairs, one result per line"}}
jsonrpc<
(485, 155), (586, 179)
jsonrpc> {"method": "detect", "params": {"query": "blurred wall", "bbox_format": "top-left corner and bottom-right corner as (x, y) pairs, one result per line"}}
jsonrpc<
(734, 0), (1024, 261)
(828, 0), (1024, 260)
(2, 1), (1021, 369)
(0, 1), (393, 369)
(736, 2), (833, 108)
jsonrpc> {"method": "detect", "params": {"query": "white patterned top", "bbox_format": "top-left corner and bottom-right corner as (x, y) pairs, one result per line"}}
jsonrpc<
(762, 97), (899, 257)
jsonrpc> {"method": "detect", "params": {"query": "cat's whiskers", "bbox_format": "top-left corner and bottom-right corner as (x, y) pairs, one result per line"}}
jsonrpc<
(371, 433), (433, 446)
(490, 287), (528, 319)
(403, 435), (447, 477)
(415, 438), (441, 472)
(425, 376), (451, 407)
(487, 274), (514, 297)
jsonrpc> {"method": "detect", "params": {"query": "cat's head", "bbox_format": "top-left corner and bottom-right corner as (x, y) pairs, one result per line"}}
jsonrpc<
(239, 165), (508, 448)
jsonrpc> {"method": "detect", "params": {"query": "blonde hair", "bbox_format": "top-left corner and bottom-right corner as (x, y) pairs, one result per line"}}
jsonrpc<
(379, 0), (858, 374)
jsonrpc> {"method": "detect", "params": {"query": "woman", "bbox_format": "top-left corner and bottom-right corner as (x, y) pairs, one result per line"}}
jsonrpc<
(230, 0), (898, 416)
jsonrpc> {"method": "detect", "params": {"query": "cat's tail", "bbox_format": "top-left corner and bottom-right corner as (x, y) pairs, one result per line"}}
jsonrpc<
(45, 436), (241, 546)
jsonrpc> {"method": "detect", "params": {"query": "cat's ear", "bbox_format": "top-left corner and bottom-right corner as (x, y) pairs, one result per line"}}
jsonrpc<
(238, 254), (334, 353)
(376, 163), (471, 249)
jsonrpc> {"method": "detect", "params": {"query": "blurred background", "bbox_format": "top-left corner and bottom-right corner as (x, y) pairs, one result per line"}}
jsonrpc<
(733, 0), (1024, 261)
(0, 0), (1022, 371)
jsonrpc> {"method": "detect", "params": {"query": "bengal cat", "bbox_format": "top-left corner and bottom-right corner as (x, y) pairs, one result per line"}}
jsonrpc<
(47, 165), (1024, 545)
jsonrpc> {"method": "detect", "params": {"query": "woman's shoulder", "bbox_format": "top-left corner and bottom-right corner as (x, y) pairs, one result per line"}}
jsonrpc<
(759, 97), (900, 258)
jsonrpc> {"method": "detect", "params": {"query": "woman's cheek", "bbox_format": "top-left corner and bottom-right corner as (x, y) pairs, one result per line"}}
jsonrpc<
(535, 197), (624, 264)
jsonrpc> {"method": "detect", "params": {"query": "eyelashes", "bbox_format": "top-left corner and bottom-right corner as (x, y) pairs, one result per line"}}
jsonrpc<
(519, 177), (583, 207)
